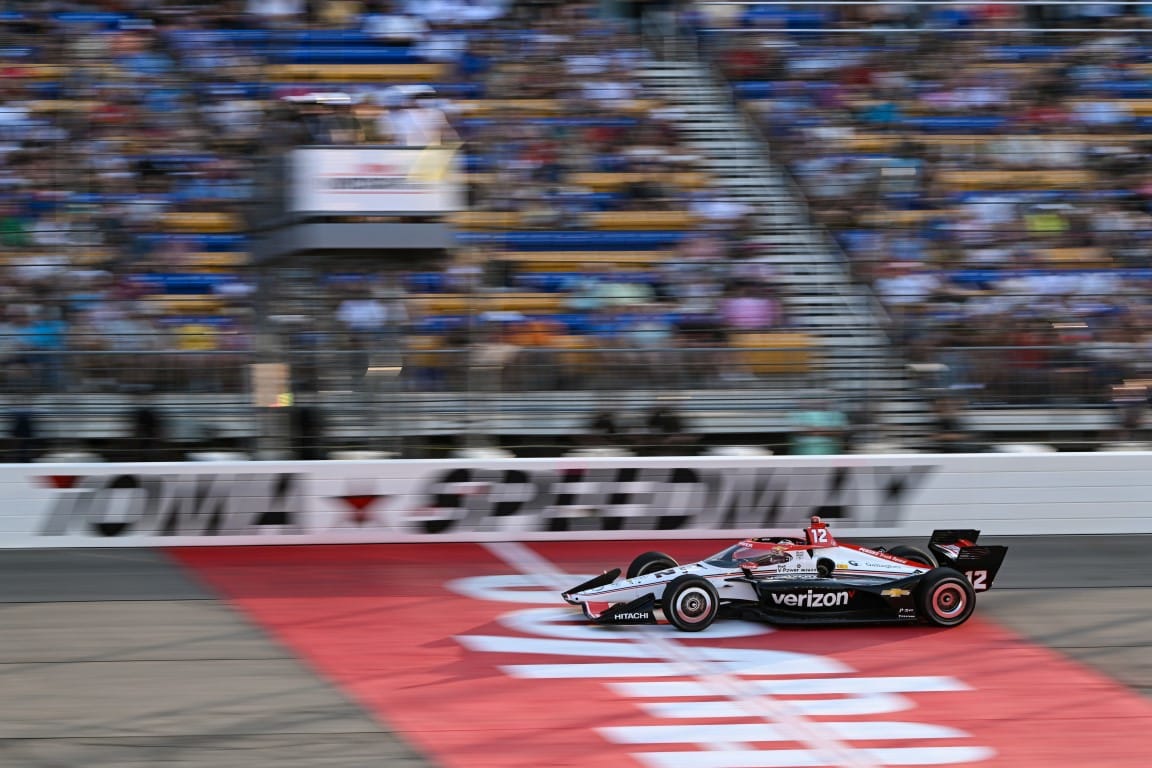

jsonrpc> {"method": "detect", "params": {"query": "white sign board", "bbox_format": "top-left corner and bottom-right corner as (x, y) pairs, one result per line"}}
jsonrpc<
(3, 453), (1152, 547)
(290, 146), (462, 214)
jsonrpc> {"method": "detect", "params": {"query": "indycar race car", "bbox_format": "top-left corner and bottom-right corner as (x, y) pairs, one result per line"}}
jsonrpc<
(561, 517), (1007, 631)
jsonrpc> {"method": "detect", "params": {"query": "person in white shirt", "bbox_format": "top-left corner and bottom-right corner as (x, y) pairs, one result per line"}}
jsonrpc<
(392, 89), (458, 147)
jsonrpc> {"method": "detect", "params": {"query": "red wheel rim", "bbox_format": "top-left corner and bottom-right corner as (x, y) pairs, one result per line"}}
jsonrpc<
(932, 582), (967, 620)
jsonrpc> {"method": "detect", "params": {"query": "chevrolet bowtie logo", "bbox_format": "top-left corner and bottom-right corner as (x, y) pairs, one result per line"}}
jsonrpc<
(881, 588), (911, 597)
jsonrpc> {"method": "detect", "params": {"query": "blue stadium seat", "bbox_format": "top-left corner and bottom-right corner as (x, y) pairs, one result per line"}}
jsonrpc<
(1097, 82), (1152, 97)
(901, 116), (1008, 133)
(733, 82), (776, 100)
(53, 12), (126, 25)
(406, 272), (449, 293)
(139, 234), (248, 252)
(170, 30), (393, 46)
(268, 47), (423, 65)
(457, 231), (689, 250)
(131, 273), (241, 295)
(459, 117), (639, 130)
(987, 45), (1070, 62)
(200, 83), (269, 99)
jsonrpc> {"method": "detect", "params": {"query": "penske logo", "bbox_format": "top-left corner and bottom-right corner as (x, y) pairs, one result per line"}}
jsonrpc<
(882, 588), (912, 597)
(771, 589), (855, 608)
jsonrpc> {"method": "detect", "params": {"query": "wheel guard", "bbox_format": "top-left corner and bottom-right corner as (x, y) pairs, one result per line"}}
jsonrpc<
(562, 568), (622, 604)
(582, 593), (659, 625)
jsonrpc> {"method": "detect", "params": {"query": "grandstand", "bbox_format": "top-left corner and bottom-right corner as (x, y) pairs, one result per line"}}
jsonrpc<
(0, 1), (1146, 460)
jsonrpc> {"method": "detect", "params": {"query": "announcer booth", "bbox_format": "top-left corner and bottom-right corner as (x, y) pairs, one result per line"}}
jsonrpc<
(252, 143), (463, 267)
(247, 143), (464, 457)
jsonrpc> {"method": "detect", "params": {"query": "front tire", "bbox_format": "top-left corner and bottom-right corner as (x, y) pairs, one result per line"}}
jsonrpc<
(917, 568), (976, 627)
(663, 575), (719, 632)
(626, 551), (678, 579)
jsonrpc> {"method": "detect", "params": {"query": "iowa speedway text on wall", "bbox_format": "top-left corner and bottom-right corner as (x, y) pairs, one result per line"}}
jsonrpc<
(6, 453), (1152, 545)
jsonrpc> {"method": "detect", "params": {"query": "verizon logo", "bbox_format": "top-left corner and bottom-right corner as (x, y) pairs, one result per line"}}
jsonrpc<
(772, 589), (855, 608)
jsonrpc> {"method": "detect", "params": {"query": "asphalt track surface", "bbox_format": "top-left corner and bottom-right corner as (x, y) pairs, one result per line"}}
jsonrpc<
(0, 535), (1149, 767)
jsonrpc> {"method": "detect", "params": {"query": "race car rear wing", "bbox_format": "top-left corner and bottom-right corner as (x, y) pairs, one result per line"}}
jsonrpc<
(928, 530), (1007, 592)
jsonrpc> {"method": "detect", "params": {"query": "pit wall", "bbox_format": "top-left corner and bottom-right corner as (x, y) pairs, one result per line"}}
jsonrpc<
(5, 453), (1151, 547)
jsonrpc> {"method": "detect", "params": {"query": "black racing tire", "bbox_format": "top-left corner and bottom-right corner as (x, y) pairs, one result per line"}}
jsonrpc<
(916, 568), (976, 627)
(663, 574), (719, 632)
(886, 544), (937, 568)
(626, 551), (678, 579)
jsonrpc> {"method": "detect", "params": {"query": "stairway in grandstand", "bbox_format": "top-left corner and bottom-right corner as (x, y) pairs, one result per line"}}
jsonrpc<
(637, 58), (931, 441)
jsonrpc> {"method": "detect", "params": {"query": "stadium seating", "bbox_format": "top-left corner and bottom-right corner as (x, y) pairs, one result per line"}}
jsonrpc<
(711, 15), (1152, 405)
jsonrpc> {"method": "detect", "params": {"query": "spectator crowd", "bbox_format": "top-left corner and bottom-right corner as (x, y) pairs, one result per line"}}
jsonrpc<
(708, 2), (1152, 407)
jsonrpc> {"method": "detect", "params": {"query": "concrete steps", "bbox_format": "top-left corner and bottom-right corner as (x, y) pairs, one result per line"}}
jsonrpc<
(638, 58), (930, 442)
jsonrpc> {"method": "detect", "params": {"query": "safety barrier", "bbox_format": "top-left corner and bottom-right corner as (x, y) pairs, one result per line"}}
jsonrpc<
(5, 453), (1152, 547)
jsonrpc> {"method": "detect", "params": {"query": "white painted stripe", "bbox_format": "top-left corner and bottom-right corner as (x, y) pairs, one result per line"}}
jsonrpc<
(611, 675), (963, 696)
(600, 721), (968, 743)
(504, 651), (847, 678)
(503, 662), (706, 678)
(458, 634), (654, 659)
(763, 676), (968, 695)
(611, 685), (913, 716)
(635, 746), (996, 768)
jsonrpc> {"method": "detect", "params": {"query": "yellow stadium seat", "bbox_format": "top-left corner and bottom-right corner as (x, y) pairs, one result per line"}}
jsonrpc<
(587, 211), (699, 230)
(404, 335), (447, 369)
(265, 63), (445, 82)
(1041, 247), (1115, 269)
(449, 211), (521, 230)
(407, 295), (473, 315)
(144, 295), (224, 315)
(13, 64), (68, 79)
(408, 293), (567, 315)
(548, 334), (596, 370)
(455, 99), (566, 116)
(28, 99), (98, 113)
(182, 252), (250, 270)
(487, 293), (565, 313)
(937, 169), (1097, 191)
(163, 212), (243, 233)
(72, 248), (116, 266)
(565, 172), (712, 191)
(731, 332), (815, 375)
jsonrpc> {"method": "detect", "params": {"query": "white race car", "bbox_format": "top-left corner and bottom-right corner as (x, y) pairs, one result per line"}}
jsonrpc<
(561, 517), (1007, 631)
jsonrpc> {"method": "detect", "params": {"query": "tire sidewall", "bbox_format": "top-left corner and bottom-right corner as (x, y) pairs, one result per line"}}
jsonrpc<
(626, 551), (678, 579)
(664, 575), (719, 632)
(886, 544), (937, 568)
(917, 568), (976, 627)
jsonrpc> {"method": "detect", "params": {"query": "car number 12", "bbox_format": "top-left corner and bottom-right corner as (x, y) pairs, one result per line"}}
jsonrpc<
(965, 569), (988, 591)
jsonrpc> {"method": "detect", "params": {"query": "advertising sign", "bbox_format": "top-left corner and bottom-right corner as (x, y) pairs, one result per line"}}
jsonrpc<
(290, 146), (462, 214)
(4, 452), (1152, 546)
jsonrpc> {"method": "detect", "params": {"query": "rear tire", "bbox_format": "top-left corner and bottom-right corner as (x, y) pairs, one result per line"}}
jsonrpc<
(663, 575), (719, 632)
(626, 551), (678, 579)
(917, 568), (976, 627)
(886, 544), (937, 568)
